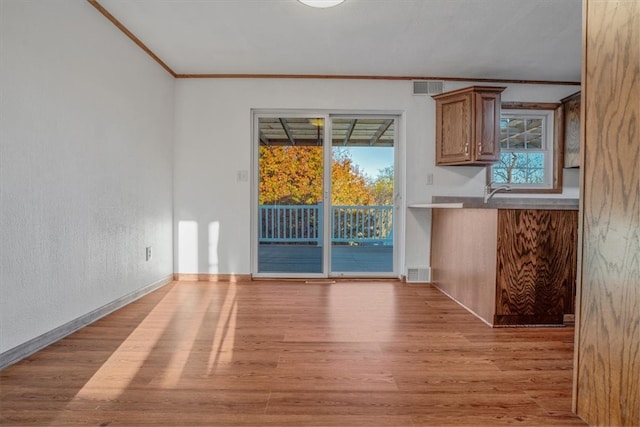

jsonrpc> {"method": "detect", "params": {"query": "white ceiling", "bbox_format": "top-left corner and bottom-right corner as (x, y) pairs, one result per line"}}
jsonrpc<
(97, 0), (582, 82)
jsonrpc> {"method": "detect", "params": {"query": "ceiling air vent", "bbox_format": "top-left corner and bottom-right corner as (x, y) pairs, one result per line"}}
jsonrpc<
(406, 267), (431, 283)
(413, 80), (444, 95)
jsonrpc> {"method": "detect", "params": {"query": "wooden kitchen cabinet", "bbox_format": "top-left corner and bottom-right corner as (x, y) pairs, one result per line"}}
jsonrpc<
(431, 206), (578, 326)
(562, 91), (581, 168)
(433, 86), (506, 165)
(494, 209), (578, 326)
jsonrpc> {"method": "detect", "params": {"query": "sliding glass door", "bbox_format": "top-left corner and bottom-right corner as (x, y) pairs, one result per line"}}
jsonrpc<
(330, 117), (395, 275)
(253, 113), (397, 278)
(256, 116), (326, 275)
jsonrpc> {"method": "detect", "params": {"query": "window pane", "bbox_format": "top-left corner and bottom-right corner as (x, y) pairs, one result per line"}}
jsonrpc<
(525, 118), (542, 149)
(526, 134), (542, 149)
(492, 152), (546, 184)
(501, 115), (546, 150)
(493, 111), (554, 189)
(501, 118), (525, 149)
(511, 119), (525, 134)
(500, 119), (509, 148)
(527, 118), (543, 133)
(510, 135), (525, 149)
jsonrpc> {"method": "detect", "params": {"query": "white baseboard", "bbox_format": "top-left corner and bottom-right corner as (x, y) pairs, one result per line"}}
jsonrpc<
(0, 274), (173, 370)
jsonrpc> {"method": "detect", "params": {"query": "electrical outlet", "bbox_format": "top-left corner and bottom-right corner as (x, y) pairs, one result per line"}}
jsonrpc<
(426, 173), (434, 185)
(145, 246), (152, 261)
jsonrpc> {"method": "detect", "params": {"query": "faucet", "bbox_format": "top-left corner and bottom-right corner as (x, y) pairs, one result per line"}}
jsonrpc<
(484, 184), (511, 203)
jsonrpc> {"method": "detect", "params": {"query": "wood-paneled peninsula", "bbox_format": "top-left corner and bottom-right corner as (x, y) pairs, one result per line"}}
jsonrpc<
(428, 196), (578, 327)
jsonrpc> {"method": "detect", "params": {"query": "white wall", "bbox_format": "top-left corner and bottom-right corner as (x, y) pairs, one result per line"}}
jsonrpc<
(0, 1), (175, 354)
(173, 78), (579, 275)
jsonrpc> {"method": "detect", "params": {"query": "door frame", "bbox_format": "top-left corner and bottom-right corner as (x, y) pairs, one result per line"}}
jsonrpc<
(250, 109), (405, 279)
(328, 113), (401, 279)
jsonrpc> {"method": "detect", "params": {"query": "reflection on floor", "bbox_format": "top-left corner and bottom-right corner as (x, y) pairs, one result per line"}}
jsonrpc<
(258, 244), (393, 273)
(0, 281), (585, 426)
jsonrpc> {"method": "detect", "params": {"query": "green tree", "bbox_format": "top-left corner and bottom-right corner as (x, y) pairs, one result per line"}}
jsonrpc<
(369, 166), (394, 205)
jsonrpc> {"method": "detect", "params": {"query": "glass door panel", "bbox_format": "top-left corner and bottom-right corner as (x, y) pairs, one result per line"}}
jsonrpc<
(330, 117), (395, 274)
(257, 117), (325, 274)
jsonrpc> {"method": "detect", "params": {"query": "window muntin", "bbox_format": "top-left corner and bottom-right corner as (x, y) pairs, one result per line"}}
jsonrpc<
(491, 110), (554, 189)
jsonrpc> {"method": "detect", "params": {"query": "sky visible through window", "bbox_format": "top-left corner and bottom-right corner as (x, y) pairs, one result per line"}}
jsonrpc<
(344, 147), (394, 179)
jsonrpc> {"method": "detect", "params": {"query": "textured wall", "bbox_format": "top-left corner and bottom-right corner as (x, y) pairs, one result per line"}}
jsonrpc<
(0, 1), (174, 354)
(173, 79), (580, 275)
(575, 0), (640, 424)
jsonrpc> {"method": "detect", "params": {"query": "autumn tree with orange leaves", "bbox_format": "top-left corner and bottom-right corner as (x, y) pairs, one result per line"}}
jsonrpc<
(259, 146), (376, 206)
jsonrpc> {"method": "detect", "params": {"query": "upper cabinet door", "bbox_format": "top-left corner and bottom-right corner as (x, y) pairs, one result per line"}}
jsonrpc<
(475, 90), (502, 162)
(433, 86), (506, 166)
(562, 91), (581, 168)
(435, 91), (473, 164)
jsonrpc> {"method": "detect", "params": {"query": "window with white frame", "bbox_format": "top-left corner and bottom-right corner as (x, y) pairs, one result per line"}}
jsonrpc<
(490, 109), (555, 189)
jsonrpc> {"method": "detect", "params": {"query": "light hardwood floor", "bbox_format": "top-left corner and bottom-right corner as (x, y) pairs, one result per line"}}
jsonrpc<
(0, 281), (586, 426)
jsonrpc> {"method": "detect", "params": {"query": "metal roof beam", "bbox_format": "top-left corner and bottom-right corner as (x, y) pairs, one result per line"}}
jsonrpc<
(342, 119), (357, 146)
(369, 119), (393, 146)
(279, 118), (296, 145)
(259, 131), (270, 145)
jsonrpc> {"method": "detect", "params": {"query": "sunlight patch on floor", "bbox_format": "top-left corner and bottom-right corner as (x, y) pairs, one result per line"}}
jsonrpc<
(71, 288), (178, 401)
(208, 283), (237, 373)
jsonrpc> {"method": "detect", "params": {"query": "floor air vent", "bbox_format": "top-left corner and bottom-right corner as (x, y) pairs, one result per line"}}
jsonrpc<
(413, 80), (444, 95)
(406, 267), (431, 283)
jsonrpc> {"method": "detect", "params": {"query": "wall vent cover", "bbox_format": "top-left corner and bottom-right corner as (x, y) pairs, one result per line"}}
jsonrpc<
(406, 267), (431, 283)
(413, 80), (444, 95)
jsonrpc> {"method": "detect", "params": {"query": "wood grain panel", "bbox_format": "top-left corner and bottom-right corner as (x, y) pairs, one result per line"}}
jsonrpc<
(431, 208), (498, 325)
(475, 91), (501, 161)
(495, 210), (578, 326)
(436, 93), (473, 164)
(433, 87), (505, 165)
(575, 1), (640, 425)
(502, 102), (561, 111)
(562, 92), (581, 168)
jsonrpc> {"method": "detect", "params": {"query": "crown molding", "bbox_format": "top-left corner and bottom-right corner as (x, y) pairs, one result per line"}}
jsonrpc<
(88, 0), (581, 86)
(87, 0), (176, 77)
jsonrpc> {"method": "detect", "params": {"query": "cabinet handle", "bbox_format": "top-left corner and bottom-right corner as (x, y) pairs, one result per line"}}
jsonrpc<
(464, 142), (469, 155)
(478, 142), (482, 152)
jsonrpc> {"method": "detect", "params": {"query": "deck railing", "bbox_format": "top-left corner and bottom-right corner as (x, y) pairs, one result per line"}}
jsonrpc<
(259, 204), (393, 246)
